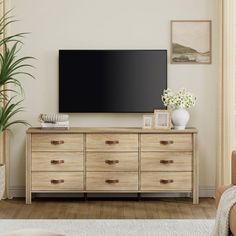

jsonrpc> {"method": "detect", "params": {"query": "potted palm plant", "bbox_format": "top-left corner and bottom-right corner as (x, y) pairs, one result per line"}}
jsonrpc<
(0, 9), (34, 199)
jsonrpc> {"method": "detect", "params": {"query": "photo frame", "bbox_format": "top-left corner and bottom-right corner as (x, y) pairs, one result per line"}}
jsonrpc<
(171, 20), (212, 64)
(154, 110), (171, 129)
(142, 115), (153, 129)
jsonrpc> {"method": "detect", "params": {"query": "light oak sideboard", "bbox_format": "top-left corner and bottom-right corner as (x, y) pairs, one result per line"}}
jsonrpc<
(26, 127), (198, 204)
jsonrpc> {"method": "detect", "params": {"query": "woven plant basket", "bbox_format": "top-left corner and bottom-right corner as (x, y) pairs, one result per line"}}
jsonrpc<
(0, 164), (5, 200)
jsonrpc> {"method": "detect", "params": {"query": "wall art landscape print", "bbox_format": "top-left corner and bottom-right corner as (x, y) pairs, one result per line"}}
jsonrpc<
(171, 20), (211, 64)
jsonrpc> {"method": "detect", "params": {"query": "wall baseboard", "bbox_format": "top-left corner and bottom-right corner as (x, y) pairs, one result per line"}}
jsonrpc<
(199, 186), (216, 198)
(10, 186), (215, 199)
(10, 186), (25, 198)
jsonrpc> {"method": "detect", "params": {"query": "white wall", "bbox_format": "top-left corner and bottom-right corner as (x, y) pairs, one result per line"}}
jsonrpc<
(8, 0), (219, 194)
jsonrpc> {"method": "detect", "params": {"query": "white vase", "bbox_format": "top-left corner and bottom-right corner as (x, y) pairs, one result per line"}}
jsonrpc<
(0, 164), (5, 200)
(171, 108), (190, 130)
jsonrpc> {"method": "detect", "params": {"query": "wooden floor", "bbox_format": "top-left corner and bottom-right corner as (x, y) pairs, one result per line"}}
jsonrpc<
(0, 197), (216, 219)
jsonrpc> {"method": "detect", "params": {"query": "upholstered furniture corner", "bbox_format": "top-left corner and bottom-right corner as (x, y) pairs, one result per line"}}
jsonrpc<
(215, 151), (236, 235)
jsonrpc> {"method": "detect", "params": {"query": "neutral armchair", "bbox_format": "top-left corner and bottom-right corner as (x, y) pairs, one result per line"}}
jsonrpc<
(215, 151), (236, 235)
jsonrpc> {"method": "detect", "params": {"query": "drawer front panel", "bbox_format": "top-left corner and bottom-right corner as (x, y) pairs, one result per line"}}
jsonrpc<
(86, 152), (138, 171)
(86, 134), (138, 151)
(141, 172), (192, 191)
(141, 152), (192, 171)
(32, 152), (83, 171)
(141, 134), (192, 151)
(32, 172), (84, 191)
(32, 134), (83, 151)
(86, 172), (138, 191)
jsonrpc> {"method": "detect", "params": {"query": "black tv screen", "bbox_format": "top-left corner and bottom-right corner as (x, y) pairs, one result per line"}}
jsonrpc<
(59, 50), (167, 113)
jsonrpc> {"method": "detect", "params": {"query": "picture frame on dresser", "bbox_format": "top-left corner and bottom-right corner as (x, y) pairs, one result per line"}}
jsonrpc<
(142, 115), (153, 129)
(154, 110), (171, 129)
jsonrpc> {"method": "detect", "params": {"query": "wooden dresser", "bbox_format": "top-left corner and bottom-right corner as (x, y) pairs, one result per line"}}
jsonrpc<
(26, 127), (198, 204)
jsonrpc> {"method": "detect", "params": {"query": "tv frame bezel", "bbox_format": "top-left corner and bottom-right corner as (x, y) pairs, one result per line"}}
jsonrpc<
(59, 49), (168, 113)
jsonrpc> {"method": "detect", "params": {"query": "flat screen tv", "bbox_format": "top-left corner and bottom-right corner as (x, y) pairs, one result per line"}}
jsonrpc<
(59, 50), (167, 113)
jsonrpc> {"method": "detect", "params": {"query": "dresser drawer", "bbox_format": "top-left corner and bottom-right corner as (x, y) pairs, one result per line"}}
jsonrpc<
(86, 152), (138, 171)
(32, 172), (84, 191)
(141, 172), (192, 191)
(86, 172), (138, 191)
(141, 134), (192, 151)
(32, 134), (83, 151)
(32, 152), (83, 171)
(86, 134), (138, 151)
(141, 152), (192, 171)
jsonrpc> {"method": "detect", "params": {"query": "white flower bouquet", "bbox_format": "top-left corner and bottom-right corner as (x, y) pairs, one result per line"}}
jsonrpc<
(161, 88), (196, 109)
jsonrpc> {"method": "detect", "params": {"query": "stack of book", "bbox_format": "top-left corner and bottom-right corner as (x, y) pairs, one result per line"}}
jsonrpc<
(39, 114), (70, 129)
(40, 121), (70, 129)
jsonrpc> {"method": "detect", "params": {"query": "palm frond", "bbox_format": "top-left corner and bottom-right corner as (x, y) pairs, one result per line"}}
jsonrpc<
(0, 88), (17, 102)
(0, 8), (35, 132)
(0, 42), (34, 90)
(4, 120), (30, 130)
(0, 8), (28, 46)
(0, 97), (29, 132)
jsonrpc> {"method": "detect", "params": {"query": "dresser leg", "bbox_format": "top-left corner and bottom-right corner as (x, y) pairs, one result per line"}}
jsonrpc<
(193, 194), (199, 204)
(26, 191), (32, 204)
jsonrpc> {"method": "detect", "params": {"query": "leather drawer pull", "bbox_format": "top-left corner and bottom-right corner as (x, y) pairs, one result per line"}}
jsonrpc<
(160, 179), (174, 184)
(51, 140), (65, 145)
(160, 160), (174, 164)
(105, 179), (119, 184)
(50, 179), (65, 184)
(105, 140), (119, 145)
(160, 140), (174, 145)
(105, 160), (119, 165)
(51, 160), (65, 165)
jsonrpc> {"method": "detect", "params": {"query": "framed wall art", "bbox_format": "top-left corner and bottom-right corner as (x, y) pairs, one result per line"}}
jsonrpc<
(171, 20), (212, 64)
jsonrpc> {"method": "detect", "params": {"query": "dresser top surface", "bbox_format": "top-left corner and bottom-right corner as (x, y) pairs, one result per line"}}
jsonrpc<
(27, 127), (197, 134)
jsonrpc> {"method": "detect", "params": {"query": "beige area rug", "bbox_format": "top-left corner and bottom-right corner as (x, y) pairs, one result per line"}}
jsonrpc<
(0, 219), (215, 236)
